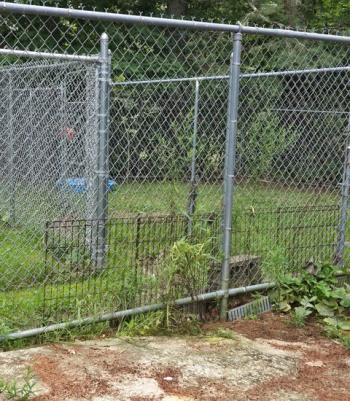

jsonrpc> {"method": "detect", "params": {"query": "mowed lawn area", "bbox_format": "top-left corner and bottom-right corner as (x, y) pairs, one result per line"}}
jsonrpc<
(0, 182), (342, 334)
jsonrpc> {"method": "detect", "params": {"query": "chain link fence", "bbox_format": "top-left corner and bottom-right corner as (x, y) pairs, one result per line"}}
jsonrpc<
(0, 2), (350, 337)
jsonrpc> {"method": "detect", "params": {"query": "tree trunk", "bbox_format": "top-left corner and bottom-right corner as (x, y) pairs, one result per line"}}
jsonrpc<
(283, 0), (299, 26)
(167, 0), (187, 16)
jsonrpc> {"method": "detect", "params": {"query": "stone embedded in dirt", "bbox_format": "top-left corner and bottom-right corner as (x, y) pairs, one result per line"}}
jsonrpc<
(304, 360), (324, 367)
(112, 377), (165, 398)
(1, 318), (349, 401)
(268, 390), (312, 401)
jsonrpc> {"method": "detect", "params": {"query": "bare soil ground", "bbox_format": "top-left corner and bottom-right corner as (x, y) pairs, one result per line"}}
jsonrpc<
(0, 313), (349, 401)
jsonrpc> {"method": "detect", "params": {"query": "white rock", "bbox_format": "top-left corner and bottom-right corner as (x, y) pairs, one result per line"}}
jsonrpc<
(305, 360), (324, 367)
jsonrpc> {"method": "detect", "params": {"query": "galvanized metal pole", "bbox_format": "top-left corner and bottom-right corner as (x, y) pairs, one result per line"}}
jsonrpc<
(59, 84), (67, 182)
(187, 79), (200, 235)
(8, 73), (15, 225)
(94, 33), (111, 269)
(0, 281), (275, 342)
(335, 113), (350, 266)
(85, 66), (99, 222)
(58, 84), (70, 215)
(220, 32), (242, 319)
(29, 89), (35, 185)
(112, 66), (350, 87)
(3, 3), (350, 44)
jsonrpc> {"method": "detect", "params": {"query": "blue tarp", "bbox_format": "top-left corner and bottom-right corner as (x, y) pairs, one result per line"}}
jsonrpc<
(56, 178), (117, 193)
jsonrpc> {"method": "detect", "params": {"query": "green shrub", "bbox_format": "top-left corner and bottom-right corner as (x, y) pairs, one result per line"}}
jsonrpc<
(271, 263), (350, 335)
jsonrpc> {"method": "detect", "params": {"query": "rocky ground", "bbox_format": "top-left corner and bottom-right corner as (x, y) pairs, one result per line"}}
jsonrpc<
(0, 313), (349, 401)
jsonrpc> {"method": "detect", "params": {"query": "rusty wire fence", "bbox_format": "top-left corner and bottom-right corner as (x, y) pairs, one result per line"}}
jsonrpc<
(0, 2), (350, 338)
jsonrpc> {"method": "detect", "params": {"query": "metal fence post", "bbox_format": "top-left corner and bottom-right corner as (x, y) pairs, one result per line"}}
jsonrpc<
(59, 84), (67, 183)
(335, 114), (350, 266)
(93, 32), (111, 269)
(187, 79), (200, 236)
(29, 89), (34, 185)
(220, 32), (242, 319)
(7, 73), (16, 225)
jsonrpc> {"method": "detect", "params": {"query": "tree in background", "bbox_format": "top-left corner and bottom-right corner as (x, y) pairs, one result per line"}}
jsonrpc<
(23, 0), (350, 29)
(8, 0), (348, 188)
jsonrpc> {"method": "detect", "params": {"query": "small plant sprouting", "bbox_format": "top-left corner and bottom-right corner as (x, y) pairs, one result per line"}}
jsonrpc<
(290, 306), (312, 328)
(212, 328), (237, 340)
(0, 368), (36, 401)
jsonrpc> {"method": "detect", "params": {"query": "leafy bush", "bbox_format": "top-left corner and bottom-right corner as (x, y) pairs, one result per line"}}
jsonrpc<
(161, 238), (212, 301)
(115, 238), (213, 337)
(240, 110), (298, 178)
(272, 263), (350, 334)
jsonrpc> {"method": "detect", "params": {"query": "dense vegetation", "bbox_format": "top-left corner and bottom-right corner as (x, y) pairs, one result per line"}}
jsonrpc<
(272, 263), (350, 347)
(10, 0), (350, 29)
(1, 1), (349, 203)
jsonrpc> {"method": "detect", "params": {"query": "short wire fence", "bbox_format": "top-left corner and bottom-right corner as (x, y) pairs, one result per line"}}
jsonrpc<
(0, 2), (350, 337)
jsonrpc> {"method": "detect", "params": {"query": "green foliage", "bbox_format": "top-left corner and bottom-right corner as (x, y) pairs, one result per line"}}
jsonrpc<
(117, 311), (168, 336)
(309, 0), (350, 29)
(0, 369), (36, 401)
(161, 238), (212, 301)
(209, 328), (237, 340)
(290, 306), (312, 327)
(323, 323), (350, 350)
(152, 107), (195, 182)
(341, 334), (350, 349)
(0, 183), (340, 339)
(243, 110), (298, 178)
(272, 263), (350, 336)
(58, 0), (350, 30)
(261, 246), (291, 282)
(159, 238), (212, 330)
(115, 237), (212, 337)
(117, 310), (202, 336)
(49, 241), (91, 267)
(1, 212), (10, 225)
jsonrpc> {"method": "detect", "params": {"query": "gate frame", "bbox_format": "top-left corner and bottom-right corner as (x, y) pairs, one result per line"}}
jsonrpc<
(335, 114), (350, 265)
(0, 34), (111, 269)
(221, 31), (242, 319)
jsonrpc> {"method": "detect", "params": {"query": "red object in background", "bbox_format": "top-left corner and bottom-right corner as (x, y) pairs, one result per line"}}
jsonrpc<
(63, 127), (75, 142)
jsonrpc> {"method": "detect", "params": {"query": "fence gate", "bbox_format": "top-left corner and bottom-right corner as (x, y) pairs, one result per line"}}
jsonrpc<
(0, 36), (111, 336)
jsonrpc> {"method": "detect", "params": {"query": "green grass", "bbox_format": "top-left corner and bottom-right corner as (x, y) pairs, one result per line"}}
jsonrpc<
(0, 182), (342, 336)
(0, 367), (36, 400)
(108, 181), (337, 215)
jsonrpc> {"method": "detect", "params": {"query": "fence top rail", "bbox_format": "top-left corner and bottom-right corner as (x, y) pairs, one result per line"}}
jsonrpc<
(1, 2), (350, 44)
(0, 47), (99, 63)
(111, 65), (350, 87)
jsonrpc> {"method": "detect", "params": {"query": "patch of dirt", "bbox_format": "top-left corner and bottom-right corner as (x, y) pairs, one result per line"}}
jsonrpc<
(244, 341), (349, 401)
(0, 314), (349, 401)
(203, 312), (324, 342)
(154, 367), (182, 393)
(203, 313), (350, 401)
(32, 352), (111, 401)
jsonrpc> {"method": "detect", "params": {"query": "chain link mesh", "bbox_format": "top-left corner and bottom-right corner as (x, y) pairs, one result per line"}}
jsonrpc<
(0, 4), (349, 334)
(0, 59), (98, 284)
(233, 34), (350, 284)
